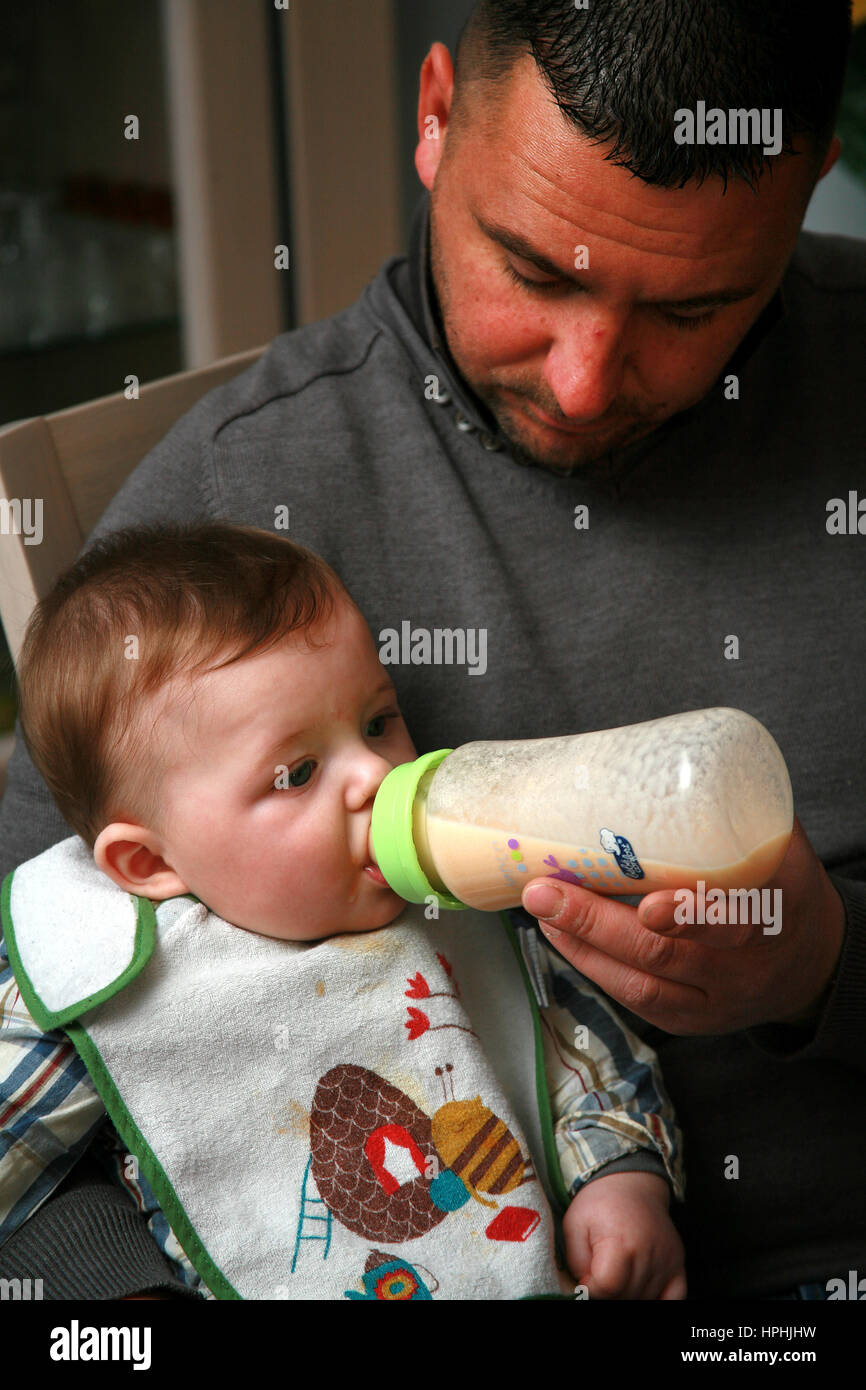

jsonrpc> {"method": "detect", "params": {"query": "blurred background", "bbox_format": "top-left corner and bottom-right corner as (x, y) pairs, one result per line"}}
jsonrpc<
(1, 0), (865, 787)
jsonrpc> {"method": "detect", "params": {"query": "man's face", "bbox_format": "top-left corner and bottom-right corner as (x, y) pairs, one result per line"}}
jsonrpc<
(149, 597), (417, 940)
(417, 50), (825, 471)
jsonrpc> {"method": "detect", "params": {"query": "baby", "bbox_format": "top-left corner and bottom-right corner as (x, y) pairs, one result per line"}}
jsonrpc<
(1, 521), (685, 1300)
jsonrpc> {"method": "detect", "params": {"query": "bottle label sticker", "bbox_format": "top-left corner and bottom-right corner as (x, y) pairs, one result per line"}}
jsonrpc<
(598, 828), (645, 880)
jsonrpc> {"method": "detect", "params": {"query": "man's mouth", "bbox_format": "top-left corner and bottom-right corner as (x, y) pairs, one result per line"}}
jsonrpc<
(514, 393), (627, 436)
(525, 402), (607, 434)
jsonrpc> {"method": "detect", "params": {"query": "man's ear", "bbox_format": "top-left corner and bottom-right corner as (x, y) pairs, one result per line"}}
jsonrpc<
(93, 823), (190, 900)
(817, 134), (842, 181)
(414, 42), (456, 191)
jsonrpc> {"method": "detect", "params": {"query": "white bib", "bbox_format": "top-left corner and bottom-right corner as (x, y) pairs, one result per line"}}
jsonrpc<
(3, 837), (572, 1300)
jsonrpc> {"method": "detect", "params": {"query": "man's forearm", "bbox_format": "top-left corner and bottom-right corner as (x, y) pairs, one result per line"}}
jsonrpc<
(748, 873), (866, 1068)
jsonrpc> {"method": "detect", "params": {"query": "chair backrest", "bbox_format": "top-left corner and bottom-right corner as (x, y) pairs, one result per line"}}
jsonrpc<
(0, 345), (266, 666)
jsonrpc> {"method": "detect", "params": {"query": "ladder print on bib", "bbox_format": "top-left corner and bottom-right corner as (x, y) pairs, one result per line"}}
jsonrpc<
(291, 1155), (333, 1272)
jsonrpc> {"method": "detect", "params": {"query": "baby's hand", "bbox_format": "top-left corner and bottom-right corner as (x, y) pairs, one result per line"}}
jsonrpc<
(563, 1170), (686, 1300)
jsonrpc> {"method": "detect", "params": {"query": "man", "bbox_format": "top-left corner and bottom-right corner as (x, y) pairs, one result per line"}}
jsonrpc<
(1, 0), (863, 1300)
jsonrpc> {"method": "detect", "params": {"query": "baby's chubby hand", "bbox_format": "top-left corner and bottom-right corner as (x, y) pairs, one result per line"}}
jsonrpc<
(563, 1170), (686, 1300)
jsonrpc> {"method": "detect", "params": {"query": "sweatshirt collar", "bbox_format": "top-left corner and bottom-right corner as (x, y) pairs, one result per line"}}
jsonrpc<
(404, 194), (507, 452)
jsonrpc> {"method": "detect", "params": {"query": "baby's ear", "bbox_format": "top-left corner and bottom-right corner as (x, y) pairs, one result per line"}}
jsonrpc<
(93, 823), (190, 900)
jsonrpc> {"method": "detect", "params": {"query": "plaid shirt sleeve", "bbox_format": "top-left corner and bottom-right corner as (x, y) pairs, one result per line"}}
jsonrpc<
(0, 931), (108, 1245)
(537, 934), (685, 1203)
(1, 930), (205, 1292)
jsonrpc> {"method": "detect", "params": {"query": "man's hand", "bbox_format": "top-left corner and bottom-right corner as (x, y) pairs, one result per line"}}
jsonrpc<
(563, 1171), (685, 1300)
(522, 817), (845, 1035)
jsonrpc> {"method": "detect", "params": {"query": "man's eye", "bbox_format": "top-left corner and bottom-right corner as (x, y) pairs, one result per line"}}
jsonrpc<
(503, 260), (562, 294)
(660, 308), (717, 332)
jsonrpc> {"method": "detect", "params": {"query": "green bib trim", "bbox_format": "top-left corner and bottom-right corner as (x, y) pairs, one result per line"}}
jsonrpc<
(498, 910), (570, 1217)
(64, 1016), (239, 1301)
(1, 868), (157, 1032)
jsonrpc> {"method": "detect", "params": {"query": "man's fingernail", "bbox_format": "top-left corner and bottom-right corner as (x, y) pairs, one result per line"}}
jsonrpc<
(523, 883), (564, 920)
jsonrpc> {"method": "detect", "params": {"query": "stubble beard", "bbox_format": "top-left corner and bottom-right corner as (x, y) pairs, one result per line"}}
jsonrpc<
(472, 380), (661, 476)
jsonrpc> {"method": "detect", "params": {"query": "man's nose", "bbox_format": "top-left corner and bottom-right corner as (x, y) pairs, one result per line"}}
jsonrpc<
(543, 306), (627, 422)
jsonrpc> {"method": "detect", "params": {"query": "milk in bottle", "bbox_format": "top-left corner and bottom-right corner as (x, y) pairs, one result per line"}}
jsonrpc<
(369, 708), (793, 912)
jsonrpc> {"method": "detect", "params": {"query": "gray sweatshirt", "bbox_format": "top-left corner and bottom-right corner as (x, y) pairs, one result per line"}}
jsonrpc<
(1, 194), (865, 1299)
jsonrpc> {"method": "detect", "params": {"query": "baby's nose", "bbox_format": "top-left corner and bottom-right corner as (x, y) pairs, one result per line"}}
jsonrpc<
(347, 750), (392, 807)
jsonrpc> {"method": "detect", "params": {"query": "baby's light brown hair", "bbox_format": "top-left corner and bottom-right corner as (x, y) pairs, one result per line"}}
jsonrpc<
(16, 521), (349, 848)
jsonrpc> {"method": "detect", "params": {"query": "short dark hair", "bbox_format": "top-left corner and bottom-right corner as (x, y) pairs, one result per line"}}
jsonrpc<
(454, 0), (853, 188)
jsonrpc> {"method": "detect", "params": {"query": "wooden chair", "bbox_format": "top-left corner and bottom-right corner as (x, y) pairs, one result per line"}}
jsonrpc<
(0, 345), (265, 668)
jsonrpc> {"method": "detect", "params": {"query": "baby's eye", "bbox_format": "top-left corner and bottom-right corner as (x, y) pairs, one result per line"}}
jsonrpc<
(272, 759), (316, 790)
(288, 759), (315, 787)
(366, 712), (400, 738)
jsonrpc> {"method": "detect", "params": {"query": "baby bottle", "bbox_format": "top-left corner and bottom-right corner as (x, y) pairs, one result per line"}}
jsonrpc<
(369, 707), (794, 912)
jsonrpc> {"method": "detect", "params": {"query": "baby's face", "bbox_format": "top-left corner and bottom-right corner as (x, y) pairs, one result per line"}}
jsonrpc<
(152, 595), (417, 939)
